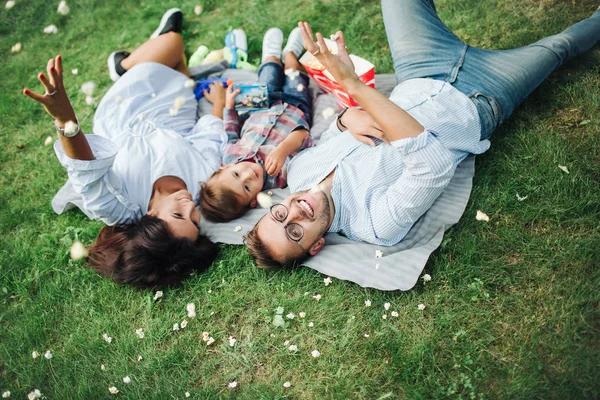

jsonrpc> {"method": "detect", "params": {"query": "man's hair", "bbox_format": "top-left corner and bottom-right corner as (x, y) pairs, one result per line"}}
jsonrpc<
(198, 170), (251, 222)
(87, 215), (219, 289)
(244, 223), (308, 269)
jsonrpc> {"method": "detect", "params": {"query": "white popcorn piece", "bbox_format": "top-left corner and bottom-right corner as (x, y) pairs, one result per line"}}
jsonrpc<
(64, 120), (78, 136)
(296, 83), (304, 92)
(194, 5), (203, 15)
(137, 355), (143, 362)
(85, 95), (94, 105)
(364, 333), (370, 338)
(384, 302), (391, 311)
(135, 328), (145, 339)
(233, 226), (242, 232)
(283, 340), (290, 346)
(31, 351), (39, 358)
(151, 93), (156, 98)
(256, 192), (273, 208)
(391, 311), (399, 317)
(44, 350), (52, 359)
(288, 344), (298, 351)
(173, 96), (186, 110)
(172, 323), (179, 331)
(185, 392), (191, 398)
(286, 313), (295, 319)
(228, 336), (237, 347)
(321, 107), (336, 119)
(153, 290), (163, 301)
(44, 136), (53, 146)
(375, 250), (384, 258)
(180, 320), (188, 329)
(299, 312), (306, 318)
(186, 302), (196, 318)
(27, 389), (41, 400)
(228, 381), (237, 388)
(70, 240), (88, 260)
(307, 322), (314, 327)
(311, 350), (321, 358)
(102, 333), (112, 343)
(206, 337), (215, 346)
(312, 294), (321, 301)
(323, 277), (332, 286)
(2, 391), (10, 398)
(57, 0), (69, 15)
(375, 263), (380, 270)
(169, 108), (179, 117)
(5, 1), (15, 10)
(330, 33), (339, 41)
(558, 165), (570, 174)
(475, 210), (490, 222)
(382, 314), (387, 319)
(418, 303), (426, 311)
(71, 68), (78, 75)
(43, 24), (58, 34)
(284, 68), (300, 81)
(516, 193), (528, 202)
(108, 386), (119, 394)
(184, 79), (196, 89)
(202, 332), (210, 341)
(422, 274), (432, 282)
(283, 381), (291, 388)
(81, 81), (96, 96)
(273, 314), (285, 327)
(122, 376), (131, 384)
(100, 364), (105, 370)
(364, 300), (371, 307)
(11, 43), (21, 53)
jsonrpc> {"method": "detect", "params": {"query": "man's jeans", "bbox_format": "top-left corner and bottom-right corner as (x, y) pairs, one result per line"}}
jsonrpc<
(382, 0), (600, 139)
(257, 62), (313, 125)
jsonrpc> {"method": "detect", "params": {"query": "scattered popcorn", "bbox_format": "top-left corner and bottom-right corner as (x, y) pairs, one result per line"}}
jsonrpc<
(364, 333), (370, 338)
(283, 381), (291, 388)
(44, 350), (52, 359)
(57, 0), (69, 15)
(43, 24), (58, 34)
(184, 79), (196, 89)
(173, 96), (185, 110)
(172, 323), (179, 331)
(311, 350), (321, 358)
(5, 1), (15, 10)
(228, 381), (237, 388)
(186, 303), (196, 318)
(137, 355), (143, 362)
(62, 120), (78, 136)
(85, 95), (95, 105)
(202, 332), (209, 341)
(108, 386), (119, 394)
(323, 277), (332, 286)
(2, 391), (10, 398)
(299, 312), (306, 318)
(516, 193), (528, 201)
(283, 340), (290, 346)
(296, 83), (304, 92)
(27, 389), (41, 400)
(256, 192), (273, 208)
(267, 191), (273, 196)
(288, 344), (298, 351)
(286, 313), (295, 319)
(375, 250), (384, 258)
(233, 226), (242, 232)
(206, 337), (215, 346)
(208, 290), (212, 294)
(153, 290), (163, 301)
(312, 294), (321, 301)
(308, 322), (314, 327)
(194, 5), (203, 15)
(102, 333), (112, 343)
(69, 240), (88, 259)
(273, 314), (285, 327)
(11, 43), (21, 53)
(391, 311), (399, 317)
(122, 376), (131, 384)
(151, 93), (156, 98)
(228, 336), (236, 347)
(558, 165), (570, 174)
(137, 112), (146, 121)
(475, 210), (490, 222)
(284, 68), (300, 81)
(180, 320), (188, 329)
(321, 107), (336, 119)
(330, 33), (339, 41)
(80, 81), (95, 96)
(185, 392), (191, 398)
(71, 68), (78, 75)
(384, 302), (391, 311)
(44, 136), (53, 146)
(422, 274), (432, 282)
(382, 314), (387, 319)
(135, 328), (145, 339)
(375, 263), (380, 270)
(32, 351), (39, 358)
(418, 303), (426, 311)
(100, 364), (105, 370)
(364, 300), (371, 307)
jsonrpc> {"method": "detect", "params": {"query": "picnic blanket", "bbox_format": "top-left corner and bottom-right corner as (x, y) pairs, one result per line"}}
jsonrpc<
(197, 69), (476, 291)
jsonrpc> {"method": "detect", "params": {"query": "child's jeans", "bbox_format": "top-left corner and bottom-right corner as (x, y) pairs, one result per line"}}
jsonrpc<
(257, 62), (313, 125)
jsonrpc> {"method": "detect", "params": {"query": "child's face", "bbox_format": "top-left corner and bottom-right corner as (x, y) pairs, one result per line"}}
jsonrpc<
(216, 162), (264, 206)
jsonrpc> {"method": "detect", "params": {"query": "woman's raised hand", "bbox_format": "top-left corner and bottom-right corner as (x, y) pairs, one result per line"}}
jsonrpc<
(23, 55), (77, 124)
(298, 22), (359, 90)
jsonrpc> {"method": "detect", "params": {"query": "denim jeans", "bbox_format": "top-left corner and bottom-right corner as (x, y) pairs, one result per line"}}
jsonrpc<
(382, 0), (600, 139)
(257, 61), (313, 125)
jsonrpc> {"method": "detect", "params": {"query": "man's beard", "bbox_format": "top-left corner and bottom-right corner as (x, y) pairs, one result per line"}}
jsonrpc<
(300, 187), (333, 238)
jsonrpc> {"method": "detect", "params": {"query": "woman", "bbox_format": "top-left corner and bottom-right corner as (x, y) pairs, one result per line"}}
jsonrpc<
(23, 9), (225, 288)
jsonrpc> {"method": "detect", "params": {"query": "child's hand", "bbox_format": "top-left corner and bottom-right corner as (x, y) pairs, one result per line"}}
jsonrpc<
(225, 85), (240, 109)
(265, 146), (287, 176)
(203, 82), (226, 106)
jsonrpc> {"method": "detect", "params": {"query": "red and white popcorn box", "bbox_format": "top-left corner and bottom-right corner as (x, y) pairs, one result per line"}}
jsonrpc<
(300, 39), (375, 108)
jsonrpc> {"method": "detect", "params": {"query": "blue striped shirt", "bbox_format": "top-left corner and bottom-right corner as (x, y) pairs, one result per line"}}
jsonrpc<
(287, 78), (490, 246)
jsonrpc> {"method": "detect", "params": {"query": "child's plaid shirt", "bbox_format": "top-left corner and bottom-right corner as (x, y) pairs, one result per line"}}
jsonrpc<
(222, 101), (313, 189)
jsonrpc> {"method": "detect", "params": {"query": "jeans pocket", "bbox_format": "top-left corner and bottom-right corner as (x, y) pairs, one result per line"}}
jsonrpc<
(469, 91), (503, 140)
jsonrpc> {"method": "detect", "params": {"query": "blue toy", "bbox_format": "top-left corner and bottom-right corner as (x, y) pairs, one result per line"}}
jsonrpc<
(194, 77), (232, 100)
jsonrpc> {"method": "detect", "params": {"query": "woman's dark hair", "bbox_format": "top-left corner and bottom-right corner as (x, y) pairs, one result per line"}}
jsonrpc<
(87, 215), (219, 289)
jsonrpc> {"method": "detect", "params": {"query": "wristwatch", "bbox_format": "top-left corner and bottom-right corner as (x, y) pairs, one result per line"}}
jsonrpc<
(54, 119), (80, 138)
(336, 107), (349, 130)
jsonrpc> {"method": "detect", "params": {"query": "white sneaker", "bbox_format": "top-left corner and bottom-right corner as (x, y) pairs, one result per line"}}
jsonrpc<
(262, 27), (284, 62)
(282, 27), (304, 59)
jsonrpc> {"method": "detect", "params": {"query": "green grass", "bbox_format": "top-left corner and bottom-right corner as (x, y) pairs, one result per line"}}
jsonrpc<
(1, 0), (599, 398)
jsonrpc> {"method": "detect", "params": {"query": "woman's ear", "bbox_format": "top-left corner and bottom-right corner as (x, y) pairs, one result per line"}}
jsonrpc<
(147, 209), (158, 217)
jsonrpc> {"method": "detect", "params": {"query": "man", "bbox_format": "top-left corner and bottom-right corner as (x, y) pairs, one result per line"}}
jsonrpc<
(245, 0), (600, 268)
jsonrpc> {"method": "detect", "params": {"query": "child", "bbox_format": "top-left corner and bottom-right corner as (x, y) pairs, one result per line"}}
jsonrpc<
(201, 27), (313, 222)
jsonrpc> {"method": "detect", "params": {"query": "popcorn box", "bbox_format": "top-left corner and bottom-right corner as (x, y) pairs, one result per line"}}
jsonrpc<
(300, 39), (375, 108)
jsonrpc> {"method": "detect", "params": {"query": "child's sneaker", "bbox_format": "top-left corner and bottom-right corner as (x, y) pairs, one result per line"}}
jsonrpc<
(107, 51), (130, 82)
(282, 27), (304, 59)
(189, 45), (209, 67)
(150, 8), (183, 39)
(262, 27), (283, 63)
(224, 28), (248, 69)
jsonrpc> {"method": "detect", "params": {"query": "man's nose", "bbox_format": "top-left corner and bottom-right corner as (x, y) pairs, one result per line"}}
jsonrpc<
(286, 203), (303, 222)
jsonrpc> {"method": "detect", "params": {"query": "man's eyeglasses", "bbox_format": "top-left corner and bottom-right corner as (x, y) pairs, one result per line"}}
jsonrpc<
(270, 204), (308, 254)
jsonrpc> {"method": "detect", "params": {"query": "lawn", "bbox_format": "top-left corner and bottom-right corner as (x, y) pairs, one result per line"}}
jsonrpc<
(1, 0), (599, 398)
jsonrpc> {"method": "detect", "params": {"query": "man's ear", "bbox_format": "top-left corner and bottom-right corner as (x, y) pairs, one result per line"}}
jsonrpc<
(250, 198), (258, 208)
(308, 238), (325, 256)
